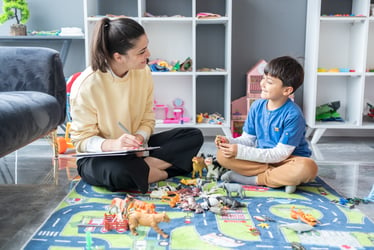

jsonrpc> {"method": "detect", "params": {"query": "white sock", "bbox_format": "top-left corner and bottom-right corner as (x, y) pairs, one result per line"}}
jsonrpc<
(221, 171), (257, 185)
(285, 185), (297, 194)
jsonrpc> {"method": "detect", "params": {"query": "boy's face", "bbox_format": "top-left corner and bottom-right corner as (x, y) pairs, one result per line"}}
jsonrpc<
(260, 74), (293, 101)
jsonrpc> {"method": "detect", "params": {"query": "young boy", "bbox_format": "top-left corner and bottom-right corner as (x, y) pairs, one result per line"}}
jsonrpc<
(216, 56), (318, 193)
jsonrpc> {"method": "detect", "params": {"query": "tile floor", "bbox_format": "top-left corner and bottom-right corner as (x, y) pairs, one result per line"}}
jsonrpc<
(0, 136), (373, 250)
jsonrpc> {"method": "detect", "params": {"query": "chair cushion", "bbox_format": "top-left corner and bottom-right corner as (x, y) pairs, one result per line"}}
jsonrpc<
(0, 91), (63, 157)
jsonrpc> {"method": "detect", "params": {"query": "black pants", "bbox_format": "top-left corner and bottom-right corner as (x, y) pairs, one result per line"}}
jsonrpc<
(77, 127), (203, 193)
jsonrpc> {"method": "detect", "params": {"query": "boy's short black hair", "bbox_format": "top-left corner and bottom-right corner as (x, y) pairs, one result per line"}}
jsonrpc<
(264, 56), (304, 93)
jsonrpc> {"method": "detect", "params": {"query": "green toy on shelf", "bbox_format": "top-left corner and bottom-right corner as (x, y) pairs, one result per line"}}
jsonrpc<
(315, 101), (343, 121)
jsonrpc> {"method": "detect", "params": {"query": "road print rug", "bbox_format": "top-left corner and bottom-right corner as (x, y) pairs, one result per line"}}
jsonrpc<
(23, 176), (374, 250)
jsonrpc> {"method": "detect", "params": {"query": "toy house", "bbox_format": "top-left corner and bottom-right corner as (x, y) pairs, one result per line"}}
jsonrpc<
(231, 60), (267, 137)
(247, 59), (267, 98)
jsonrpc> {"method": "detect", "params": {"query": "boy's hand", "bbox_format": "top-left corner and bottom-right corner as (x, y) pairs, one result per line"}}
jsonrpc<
(219, 143), (238, 158)
(215, 135), (228, 147)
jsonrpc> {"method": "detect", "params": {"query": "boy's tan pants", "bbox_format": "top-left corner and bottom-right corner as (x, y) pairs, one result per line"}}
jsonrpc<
(216, 149), (318, 188)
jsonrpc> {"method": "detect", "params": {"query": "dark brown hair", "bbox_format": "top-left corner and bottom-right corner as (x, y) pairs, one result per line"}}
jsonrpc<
(264, 56), (304, 93)
(90, 18), (146, 72)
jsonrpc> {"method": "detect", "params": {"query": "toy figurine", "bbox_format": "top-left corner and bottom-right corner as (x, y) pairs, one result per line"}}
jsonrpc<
(216, 182), (245, 199)
(192, 155), (207, 179)
(205, 155), (220, 181)
(180, 178), (198, 186)
(290, 206), (319, 226)
(128, 211), (170, 238)
(161, 191), (181, 208)
(315, 101), (343, 121)
(367, 102), (374, 118)
(57, 122), (75, 154)
(279, 222), (314, 234)
(177, 195), (204, 213)
(127, 198), (157, 214)
(216, 196), (245, 209)
(108, 197), (127, 222)
(365, 184), (374, 203)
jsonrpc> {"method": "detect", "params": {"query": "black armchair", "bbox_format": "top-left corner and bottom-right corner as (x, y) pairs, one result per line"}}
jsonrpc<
(0, 47), (66, 158)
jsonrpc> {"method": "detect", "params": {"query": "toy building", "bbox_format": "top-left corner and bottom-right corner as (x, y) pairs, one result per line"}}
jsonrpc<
(231, 60), (267, 137)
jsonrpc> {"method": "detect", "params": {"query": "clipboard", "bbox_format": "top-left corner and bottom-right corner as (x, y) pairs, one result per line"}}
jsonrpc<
(72, 146), (161, 157)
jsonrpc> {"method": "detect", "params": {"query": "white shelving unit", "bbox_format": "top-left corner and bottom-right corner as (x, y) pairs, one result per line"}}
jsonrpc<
(304, 0), (374, 143)
(83, 0), (232, 136)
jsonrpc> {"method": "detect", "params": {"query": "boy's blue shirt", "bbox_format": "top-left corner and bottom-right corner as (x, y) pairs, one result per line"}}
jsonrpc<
(243, 98), (311, 157)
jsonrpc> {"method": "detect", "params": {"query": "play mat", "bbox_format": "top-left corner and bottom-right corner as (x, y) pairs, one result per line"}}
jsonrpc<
(23, 176), (374, 250)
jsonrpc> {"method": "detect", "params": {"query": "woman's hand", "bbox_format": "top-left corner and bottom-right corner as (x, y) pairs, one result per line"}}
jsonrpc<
(134, 134), (146, 157)
(102, 133), (143, 152)
(218, 142), (238, 158)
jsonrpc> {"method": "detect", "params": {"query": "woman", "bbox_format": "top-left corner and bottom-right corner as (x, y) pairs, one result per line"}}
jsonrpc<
(70, 18), (203, 193)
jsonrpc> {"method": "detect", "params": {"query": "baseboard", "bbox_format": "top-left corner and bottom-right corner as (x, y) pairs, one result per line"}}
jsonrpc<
(320, 129), (374, 137)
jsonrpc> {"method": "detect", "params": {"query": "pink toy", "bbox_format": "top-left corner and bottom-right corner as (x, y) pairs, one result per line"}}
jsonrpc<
(163, 98), (190, 124)
(153, 100), (168, 121)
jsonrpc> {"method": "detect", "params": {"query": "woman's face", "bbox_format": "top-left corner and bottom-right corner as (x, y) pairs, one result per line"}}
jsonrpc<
(123, 34), (151, 70)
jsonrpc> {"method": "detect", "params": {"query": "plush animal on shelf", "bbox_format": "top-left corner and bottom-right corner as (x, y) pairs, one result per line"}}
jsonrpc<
(128, 211), (171, 238)
(192, 155), (207, 178)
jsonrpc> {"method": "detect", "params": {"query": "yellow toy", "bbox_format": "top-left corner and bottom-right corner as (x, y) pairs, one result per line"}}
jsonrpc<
(192, 155), (207, 178)
(180, 178), (198, 186)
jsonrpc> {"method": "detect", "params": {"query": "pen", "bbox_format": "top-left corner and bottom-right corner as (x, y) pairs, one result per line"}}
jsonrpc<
(118, 121), (130, 134)
(118, 121), (144, 146)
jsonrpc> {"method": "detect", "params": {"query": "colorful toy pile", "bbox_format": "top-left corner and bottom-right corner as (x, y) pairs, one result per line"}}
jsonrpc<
(148, 58), (192, 72)
(196, 112), (225, 125)
(317, 68), (355, 73)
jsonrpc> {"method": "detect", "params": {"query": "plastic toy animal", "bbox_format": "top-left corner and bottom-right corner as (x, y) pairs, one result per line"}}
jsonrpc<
(290, 206), (319, 226)
(178, 195), (204, 213)
(216, 196), (245, 208)
(161, 191), (180, 208)
(192, 155), (207, 178)
(127, 199), (157, 214)
(279, 222), (314, 234)
(180, 178), (198, 186)
(128, 211), (170, 238)
(217, 182), (245, 199)
(108, 197), (127, 222)
(205, 155), (222, 180)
